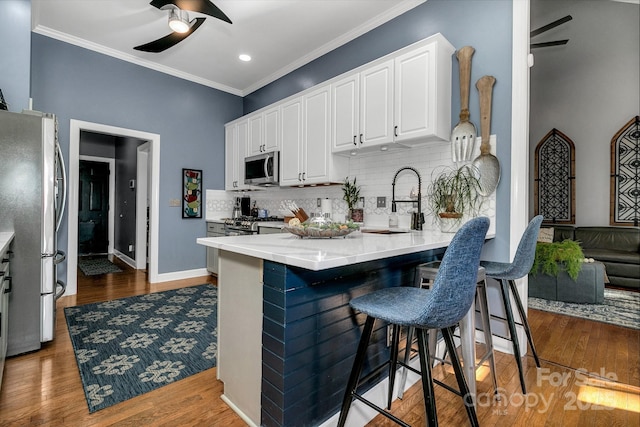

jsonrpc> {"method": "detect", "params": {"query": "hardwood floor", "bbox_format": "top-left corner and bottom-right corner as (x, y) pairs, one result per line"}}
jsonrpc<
(1, 258), (638, 426)
(0, 257), (245, 427)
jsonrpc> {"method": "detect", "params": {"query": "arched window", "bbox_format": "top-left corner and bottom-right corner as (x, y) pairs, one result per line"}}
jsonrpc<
(534, 128), (575, 224)
(610, 116), (640, 226)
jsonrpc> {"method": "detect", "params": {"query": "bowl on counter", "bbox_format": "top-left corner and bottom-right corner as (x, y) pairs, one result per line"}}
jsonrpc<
(283, 215), (359, 238)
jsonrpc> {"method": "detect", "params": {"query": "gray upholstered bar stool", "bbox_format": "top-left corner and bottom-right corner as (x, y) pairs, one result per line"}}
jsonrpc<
(396, 261), (499, 400)
(337, 217), (489, 427)
(480, 215), (544, 394)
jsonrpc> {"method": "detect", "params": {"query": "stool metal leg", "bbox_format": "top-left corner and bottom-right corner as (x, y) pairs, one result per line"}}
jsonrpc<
(338, 316), (375, 427)
(476, 280), (499, 395)
(508, 279), (541, 368)
(416, 328), (438, 427)
(499, 278), (528, 394)
(397, 325), (414, 399)
(397, 326), (440, 400)
(387, 324), (401, 409)
(441, 327), (479, 427)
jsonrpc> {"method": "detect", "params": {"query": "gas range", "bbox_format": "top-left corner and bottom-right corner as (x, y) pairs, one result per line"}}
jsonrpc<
(223, 216), (283, 234)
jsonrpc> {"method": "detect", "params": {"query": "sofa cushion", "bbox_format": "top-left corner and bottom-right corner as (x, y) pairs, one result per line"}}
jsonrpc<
(575, 226), (640, 252)
(598, 261), (640, 280)
(582, 249), (640, 265)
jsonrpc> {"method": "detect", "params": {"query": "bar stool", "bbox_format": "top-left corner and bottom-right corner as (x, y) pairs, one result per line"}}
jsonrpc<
(396, 261), (499, 401)
(480, 215), (543, 394)
(337, 217), (489, 427)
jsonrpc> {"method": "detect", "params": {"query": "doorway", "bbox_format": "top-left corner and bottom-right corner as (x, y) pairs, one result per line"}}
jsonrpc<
(67, 120), (160, 296)
(78, 160), (110, 255)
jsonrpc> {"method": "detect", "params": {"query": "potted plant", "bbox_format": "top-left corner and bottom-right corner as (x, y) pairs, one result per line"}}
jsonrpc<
(342, 176), (363, 222)
(426, 165), (483, 232)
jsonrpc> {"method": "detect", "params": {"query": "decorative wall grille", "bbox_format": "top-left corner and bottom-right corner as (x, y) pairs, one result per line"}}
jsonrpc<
(610, 116), (640, 226)
(534, 128), (575, 224)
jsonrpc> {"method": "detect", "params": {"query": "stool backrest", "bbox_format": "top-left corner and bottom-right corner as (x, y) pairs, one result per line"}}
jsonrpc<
(508, 215), (544, 278)
(417, 216), (490, 329)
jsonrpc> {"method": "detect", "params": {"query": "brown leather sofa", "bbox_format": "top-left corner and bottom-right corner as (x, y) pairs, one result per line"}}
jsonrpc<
(551, 225), (640, 290)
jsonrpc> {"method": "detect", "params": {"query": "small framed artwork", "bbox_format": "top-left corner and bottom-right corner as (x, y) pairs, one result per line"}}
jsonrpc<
(183, 168), (202, 218)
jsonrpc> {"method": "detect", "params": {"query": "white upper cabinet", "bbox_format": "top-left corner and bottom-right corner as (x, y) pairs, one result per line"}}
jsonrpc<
(279, 97), (303, 186)
(394, 35), (454, 144)
(333, 60), (398, 155)
(332, 33), (453, 155)
(332, 73), (359, 153)
(224, 119), (249, 190)
(248, 105), (280, 156)
(281, 86), (348, 187)
(225, 33), (454, 187)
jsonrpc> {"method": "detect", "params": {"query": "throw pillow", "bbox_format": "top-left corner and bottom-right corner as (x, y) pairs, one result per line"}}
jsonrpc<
(537, 227), (554, 243)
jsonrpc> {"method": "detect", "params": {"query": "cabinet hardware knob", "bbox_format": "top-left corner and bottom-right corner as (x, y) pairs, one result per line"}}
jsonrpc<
(360, 134), (363, 144)
(353, 135), (357, 146)
(302, 172), (306, 181)
(394, 125), (398, 137)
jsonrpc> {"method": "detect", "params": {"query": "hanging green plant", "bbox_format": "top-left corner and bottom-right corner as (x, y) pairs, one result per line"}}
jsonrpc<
(530, 239), (585, 281)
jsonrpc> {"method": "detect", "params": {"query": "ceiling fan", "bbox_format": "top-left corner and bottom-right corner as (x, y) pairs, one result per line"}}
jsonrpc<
(134, 0), (232, 53)
(530, 15), (572, 49)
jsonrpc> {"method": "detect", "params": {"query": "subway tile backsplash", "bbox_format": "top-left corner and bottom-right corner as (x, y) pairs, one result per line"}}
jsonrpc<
(206, 139), (496, 230)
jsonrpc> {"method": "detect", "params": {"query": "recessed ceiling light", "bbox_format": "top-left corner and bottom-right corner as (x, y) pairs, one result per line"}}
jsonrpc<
(239, 54), (252, 62)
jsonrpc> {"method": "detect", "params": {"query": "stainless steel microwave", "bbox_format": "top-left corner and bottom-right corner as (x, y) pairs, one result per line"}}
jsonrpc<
(244, 151), (279, 186)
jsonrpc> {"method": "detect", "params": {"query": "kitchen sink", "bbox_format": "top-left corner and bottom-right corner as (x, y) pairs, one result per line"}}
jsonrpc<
(360, 228), (412, 234)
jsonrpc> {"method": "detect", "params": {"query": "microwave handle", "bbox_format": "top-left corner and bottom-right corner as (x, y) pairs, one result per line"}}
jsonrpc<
(264, 157), (270, 181)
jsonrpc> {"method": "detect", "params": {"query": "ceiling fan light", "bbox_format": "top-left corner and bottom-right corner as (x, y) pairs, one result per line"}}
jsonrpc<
(168, 9), (190, 33)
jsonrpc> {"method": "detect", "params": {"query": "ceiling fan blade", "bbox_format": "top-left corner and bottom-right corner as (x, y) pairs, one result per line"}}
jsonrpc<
(530, 15), (572, 38)
(150, 0), (232, 24)
(531, 40), (569, 49)
(134, 17), (205, 53)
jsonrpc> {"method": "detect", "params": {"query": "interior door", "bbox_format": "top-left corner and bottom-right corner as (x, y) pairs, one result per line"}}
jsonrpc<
(78, 160), (109, 255)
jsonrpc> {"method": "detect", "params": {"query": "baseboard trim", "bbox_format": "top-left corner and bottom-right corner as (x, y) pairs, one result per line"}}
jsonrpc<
(113, 250), (136, 269)
(154, 268), (210, 283)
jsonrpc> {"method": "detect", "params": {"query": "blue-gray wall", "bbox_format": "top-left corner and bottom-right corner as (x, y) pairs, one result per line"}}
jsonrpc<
(30, 35), (243, 279)
(4, 0), (514, 280)
(0, 0), (31, 112)
(245, 0), (513, 260)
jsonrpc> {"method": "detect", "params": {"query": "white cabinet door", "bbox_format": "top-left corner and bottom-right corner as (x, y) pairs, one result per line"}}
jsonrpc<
(394, 38), (453, 144)
(280, 97), (303, 186)
(360, 59), (395, 149)
(224, 124), (238, 191)
(263, 106), (280, 152)
(247, 106), (280, 156)
(247, 114), (263, 156)
(332, 74), (360, 153)
(303, 85), (331, 184)
(224, 120), (249, 190)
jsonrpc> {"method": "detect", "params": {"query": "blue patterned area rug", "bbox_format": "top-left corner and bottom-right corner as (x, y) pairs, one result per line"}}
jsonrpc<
(528, 288), (640, 330)
(65, 284), (217, 413)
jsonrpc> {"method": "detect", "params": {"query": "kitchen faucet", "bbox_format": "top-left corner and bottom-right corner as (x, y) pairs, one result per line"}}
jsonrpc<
(392, 166), (424, 230)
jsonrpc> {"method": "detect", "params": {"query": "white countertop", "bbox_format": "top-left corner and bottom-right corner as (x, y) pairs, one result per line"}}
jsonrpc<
(197, 228), (495, 271)
(0, 232), (15, 255)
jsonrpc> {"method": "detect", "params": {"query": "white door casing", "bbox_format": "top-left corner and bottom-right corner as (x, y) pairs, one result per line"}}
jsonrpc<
(67, 120), (160, 296)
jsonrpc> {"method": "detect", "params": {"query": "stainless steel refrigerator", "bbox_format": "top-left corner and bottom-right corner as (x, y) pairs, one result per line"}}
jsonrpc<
(0, 110), (67, 356)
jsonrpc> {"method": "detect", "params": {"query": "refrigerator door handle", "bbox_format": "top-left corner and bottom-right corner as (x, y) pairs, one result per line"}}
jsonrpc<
(56, 142), (67, 232)
(54, 250), (66, 265)
(55, 280), (66, 300)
